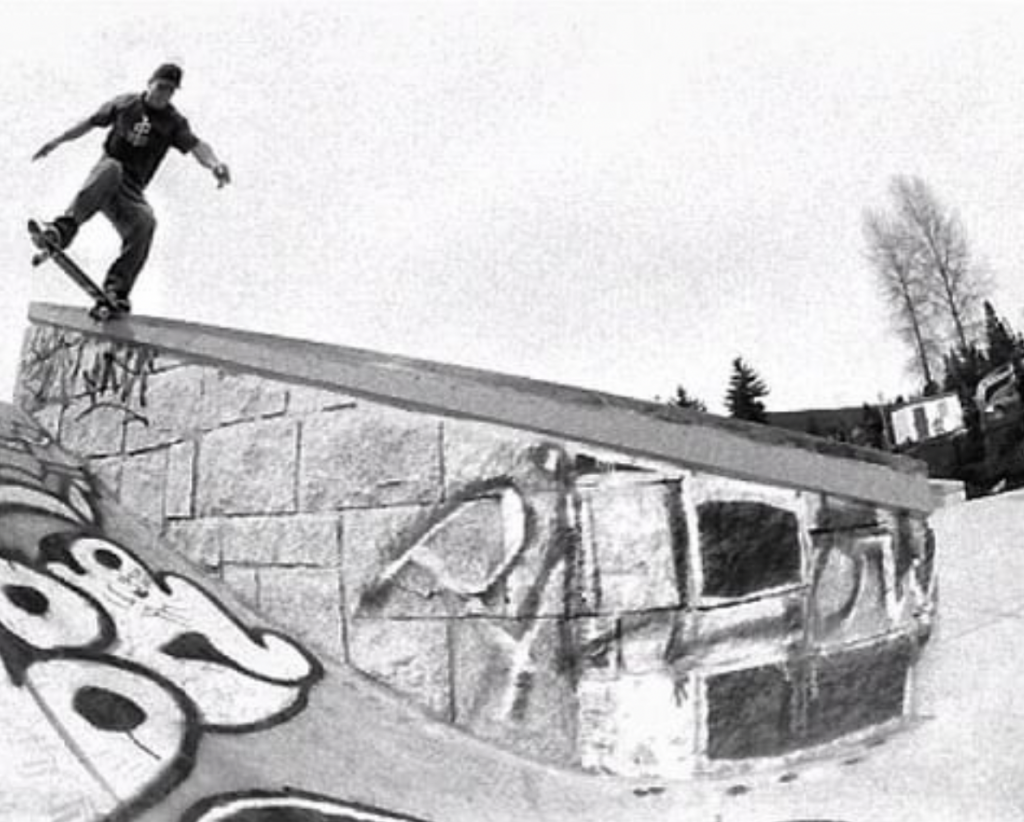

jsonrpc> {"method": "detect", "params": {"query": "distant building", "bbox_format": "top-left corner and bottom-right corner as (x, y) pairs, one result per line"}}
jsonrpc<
(975, 362), (1021, 425)
(772, 367), (1019, 494)
(890, 393), (965, 446)
(772, 396), (967, 452)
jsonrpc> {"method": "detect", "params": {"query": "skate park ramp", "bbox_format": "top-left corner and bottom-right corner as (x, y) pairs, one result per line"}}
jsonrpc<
(5, 306), (1024, 821)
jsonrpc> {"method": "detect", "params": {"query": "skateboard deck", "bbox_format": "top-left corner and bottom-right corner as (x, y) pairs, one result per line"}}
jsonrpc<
(28, 219), (119, 321)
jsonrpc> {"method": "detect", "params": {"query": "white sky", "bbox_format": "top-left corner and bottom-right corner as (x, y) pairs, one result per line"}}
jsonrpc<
(2, 0), (1024, 413)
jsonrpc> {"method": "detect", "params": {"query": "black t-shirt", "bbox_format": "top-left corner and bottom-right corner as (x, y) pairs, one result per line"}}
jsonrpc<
(89, 92), (200, 189)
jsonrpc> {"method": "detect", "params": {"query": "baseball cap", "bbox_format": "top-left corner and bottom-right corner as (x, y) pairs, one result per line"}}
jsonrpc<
(151, 63), (183, 88)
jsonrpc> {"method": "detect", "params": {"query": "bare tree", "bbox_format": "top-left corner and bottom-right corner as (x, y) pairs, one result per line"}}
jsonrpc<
(889, 176), (991, 351)
(863, 209), (942, 390)
(864, 176), (992, 392)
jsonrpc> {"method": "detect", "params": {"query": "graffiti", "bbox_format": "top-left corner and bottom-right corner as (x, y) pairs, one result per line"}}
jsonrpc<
(698, 501), (802, 599)
(359, 476), (534, 607)
(20, 326), (155, 422)
(811, 523), (936, 647)
(19, 328), (82, 409)
(358, 443), (583, 724)
(0, 413), (322, 820)
(352, 431), (937, 773)
(12, 321), (938, 780)
(43, 535), (322, 731)
(810, 532), (897, 642)
(181, 790), (431, 822)
(1, 651), (199, 820)
(690, 508), (935, 761)
(0, 545), (199, 820)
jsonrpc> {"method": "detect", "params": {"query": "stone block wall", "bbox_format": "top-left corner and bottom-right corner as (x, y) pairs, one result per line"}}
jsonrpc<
(16, 323), (937, 778)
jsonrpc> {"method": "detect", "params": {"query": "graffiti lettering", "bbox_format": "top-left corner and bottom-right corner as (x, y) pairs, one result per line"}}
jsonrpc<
(358, 444), (585, 724)
(20, 327), (155, 423)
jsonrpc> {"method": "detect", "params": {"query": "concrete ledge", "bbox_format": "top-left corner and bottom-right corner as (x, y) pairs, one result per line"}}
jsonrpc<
(929, 478), (967, 508)
(27, 303), (933, 512)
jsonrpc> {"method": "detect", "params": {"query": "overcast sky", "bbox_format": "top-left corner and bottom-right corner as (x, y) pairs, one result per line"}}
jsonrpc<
(2, 1), (1023, 414)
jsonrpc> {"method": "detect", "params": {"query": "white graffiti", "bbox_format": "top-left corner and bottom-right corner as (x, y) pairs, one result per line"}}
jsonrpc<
(374, 485), (529, 598)
(0, 479), (95, 525)
(0, 656), (194, 822)
(0, 414), (322, 821)
(359, 445), (573, 725)
(48, 537), (319, 729)
(0, 548), (196, 821)
(1, 553), (109, 652)
(182, 790), (429, 822)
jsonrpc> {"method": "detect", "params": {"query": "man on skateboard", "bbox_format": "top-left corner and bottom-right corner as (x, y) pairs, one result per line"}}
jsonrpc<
(31, 62), (231, 315)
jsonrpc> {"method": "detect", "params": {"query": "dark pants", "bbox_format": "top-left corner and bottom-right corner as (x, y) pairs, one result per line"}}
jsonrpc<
(67, 156), (156, 299)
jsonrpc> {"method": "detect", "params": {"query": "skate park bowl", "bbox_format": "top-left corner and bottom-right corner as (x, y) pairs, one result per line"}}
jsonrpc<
(5, 302), (1019, 821)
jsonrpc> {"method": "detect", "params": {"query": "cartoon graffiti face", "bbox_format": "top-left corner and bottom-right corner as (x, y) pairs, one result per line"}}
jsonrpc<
(67, 540), (157, 606)
(46, 536), (321, 730)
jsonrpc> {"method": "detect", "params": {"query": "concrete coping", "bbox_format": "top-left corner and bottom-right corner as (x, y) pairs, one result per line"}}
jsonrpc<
(27, 303), (933, 512)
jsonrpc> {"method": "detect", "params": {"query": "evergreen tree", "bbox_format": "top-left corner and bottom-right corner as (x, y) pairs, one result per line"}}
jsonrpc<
(943, 342), (989, 396)
(725, 357), (769, 423)
(983, 301), (1019, 368)
(862, 403), (890, 450)
(671, 385), (707, 412)
(942, 341), (988, 443)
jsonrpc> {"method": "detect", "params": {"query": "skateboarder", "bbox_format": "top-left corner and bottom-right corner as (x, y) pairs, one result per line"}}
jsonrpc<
(31, 63), (231, 314)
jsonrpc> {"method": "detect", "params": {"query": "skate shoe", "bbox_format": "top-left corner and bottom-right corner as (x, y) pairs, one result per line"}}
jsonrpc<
(103, 288), (131, 316)
(42, 216), (79, 250)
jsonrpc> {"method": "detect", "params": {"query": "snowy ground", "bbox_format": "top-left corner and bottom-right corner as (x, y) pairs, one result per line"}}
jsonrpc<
(687, 490), (1024, 822)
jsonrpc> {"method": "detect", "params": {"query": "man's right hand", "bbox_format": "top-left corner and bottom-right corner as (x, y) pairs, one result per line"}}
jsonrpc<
(213, 163), (232, 188)
(32, 140), (59, 162)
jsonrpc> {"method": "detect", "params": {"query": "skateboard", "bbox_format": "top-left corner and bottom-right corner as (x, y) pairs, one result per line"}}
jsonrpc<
(28, 219), (121, 322)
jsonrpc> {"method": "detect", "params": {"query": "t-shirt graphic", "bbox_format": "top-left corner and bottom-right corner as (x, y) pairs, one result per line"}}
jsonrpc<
(127, 113), (153, 147)
(89, 92), (199, 190)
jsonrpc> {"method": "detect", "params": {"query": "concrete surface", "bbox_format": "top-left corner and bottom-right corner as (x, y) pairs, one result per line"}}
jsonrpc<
(6, 306), (1019, 821)
(24, 303), (932, 511)
(2, 399), (1022, 821)
(17, 314), (936, 777)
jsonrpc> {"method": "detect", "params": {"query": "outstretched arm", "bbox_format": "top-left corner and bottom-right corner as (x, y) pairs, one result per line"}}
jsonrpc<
(32, 117), (96, 161)
(191, 140), (231, 188)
